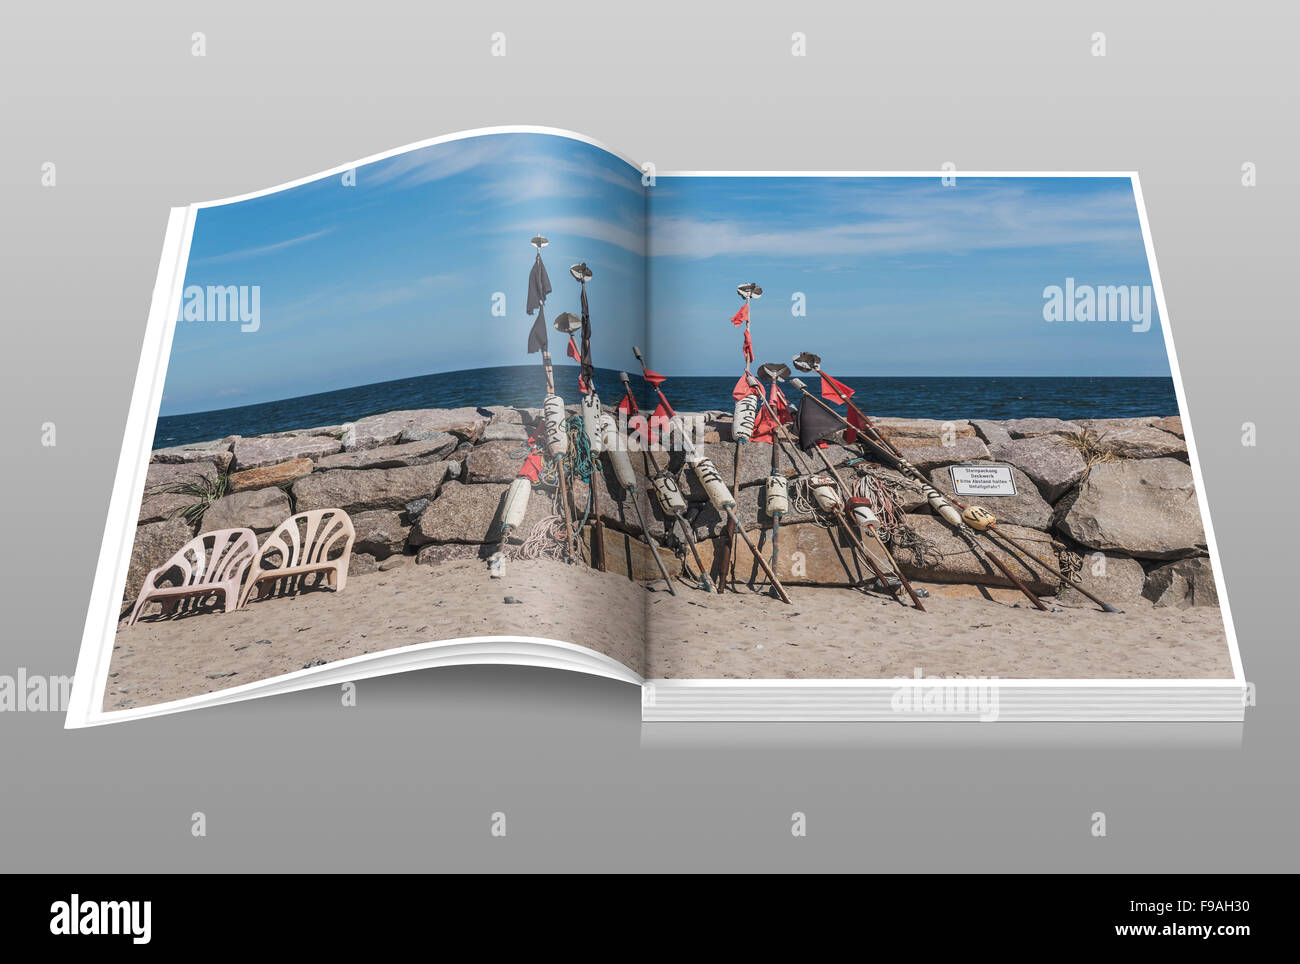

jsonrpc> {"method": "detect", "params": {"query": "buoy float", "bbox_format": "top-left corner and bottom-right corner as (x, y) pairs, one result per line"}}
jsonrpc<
(652, 473), (687, 514)
(732, 394), (760, 444)
(581, 393), (603, 455)
(542, 394), (568, 456)
(600, 414), (637, 490)
(847, 496), (879, 529)
(962, 505), (996, 531)
(765, 474), (789, 517)
(501, 476), (532, 530)
(924, 485), (964, 526)
(691, 456), (735, 511)
(809, 474), (844, 513)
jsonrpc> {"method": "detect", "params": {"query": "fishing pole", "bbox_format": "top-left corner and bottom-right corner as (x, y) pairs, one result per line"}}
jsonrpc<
(781, 365), (1051, 611)
(766, 408), (785, 577)
(789, 355), (1103, 610)
(756, 364), (927, 611)
(525, 234), (582, 565)
(558, 261), (607, 572)
(683, 441), (792, 604)
(749, 365), (922, 610)
(626, 348), (716, 592)
(626, 346), (787, 601)
(717, 281), (763, 593)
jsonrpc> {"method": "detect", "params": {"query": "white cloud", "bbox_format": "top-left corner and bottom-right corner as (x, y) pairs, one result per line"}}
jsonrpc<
(648, 181), (1141, 259)
(192, 228), (333, 265)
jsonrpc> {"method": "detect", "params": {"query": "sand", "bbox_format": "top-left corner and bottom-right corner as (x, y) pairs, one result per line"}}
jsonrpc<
(106, 558), (1233, 711)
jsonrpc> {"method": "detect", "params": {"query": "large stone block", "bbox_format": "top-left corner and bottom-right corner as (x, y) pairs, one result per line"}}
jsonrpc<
(231, 435), (341, 470)
(226, 458), (314, 493)
(291, 462), (452, 514)
(201, 486), (291, 535)
(988, 435), (1087, 502)
(344, 408), (488, 449)
(1055, 458), (1206, 559)
(1143, 557), (1220, 608)
(312, 436), (457, 471)
(150, 439), (235, 473)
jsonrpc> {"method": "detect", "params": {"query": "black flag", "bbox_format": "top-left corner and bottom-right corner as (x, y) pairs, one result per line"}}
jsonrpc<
(795, 399), (844, 450)
(526, 253), (551, 315)
(527, 306), (548, 354)
(579, 283), (594, 387)
(526, 252), (552, 354)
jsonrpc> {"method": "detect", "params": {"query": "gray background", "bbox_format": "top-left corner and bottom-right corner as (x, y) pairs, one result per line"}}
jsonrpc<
(1, 1), (1293, 871)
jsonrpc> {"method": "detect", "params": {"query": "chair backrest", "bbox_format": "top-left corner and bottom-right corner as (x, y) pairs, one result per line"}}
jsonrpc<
(158, 528), (258, 588)
(255, 509), (355, 573)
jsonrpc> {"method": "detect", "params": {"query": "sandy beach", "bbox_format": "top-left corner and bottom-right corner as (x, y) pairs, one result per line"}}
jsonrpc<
(106, 557), (1232, 710)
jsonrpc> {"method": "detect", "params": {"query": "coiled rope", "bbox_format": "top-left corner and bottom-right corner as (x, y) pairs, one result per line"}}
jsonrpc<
(510, 415), (597, 561)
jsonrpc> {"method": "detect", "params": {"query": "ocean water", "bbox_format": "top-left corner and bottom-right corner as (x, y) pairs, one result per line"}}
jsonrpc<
(154, 364), (1180, 448)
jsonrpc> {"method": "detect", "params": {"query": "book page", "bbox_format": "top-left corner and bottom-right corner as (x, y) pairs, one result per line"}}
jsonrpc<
(643, 172), (1238, 686)
(79, 129), (653, 722)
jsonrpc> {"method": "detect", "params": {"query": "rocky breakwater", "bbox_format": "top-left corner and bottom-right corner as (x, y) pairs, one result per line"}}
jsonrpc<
(128, 405), (1218, 612)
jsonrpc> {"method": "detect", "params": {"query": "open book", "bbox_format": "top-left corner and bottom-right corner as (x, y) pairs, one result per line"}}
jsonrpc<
(67, 126), (1245, 727)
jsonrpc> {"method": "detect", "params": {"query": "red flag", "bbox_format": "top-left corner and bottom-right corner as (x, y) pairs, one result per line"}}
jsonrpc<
(518, 445), (544, 483)
(770, 383), (793, 423)
(566, 336), (580, 361)
(577, 373), (589, 395)
(820, 372), (854, 403)
(750, 406), (775, 444)
(650, 400), (675, 444)
(731, 373), (760, 401)
(641, 367), (667, 387)
(617, 392), (636, 414)
(845, 406), (867, 444)
(742, 328), (754, 363)
(730, 302), (749, 326)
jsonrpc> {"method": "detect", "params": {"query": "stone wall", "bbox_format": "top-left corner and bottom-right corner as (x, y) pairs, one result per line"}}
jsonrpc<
(128, 406), (1218, 611)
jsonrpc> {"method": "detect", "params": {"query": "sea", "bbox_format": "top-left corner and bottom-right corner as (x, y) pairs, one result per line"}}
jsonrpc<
(153, 364), (1179, 449)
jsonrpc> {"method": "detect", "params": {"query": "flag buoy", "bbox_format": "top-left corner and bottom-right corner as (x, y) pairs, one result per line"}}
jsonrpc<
(652, 473), (688, 514)
(581, 392), (604, 454)
(809, 474), (844, 513)
(542, 393), (568, 456)
(847, 495), (879, 529)
(501, 476), (532, 531)
(691, 456), (736, 511)
(923, 485), (964, 526)
(765, 474), (789, 517)
(600, 414), (637, 490)
(962, 505), (997, 531)
(732, 393), (760, 443)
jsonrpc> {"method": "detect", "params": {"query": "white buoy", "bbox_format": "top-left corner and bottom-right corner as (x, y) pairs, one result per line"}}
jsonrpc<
(691, 456), (735, 511)
(850, 501), (879, 529)
(925, 486), (964, 526)
(652, 473), (687, 514)
(809, 474), (844, 513)
(732, 393), (760, 443)
(581, 393), (604, 455)
(962, 505), (996, 531)
(765, 474), (789, 517)
(542, 393), (568, 456)
(501, 476), (531, 530)
(600, 414), (637, 490)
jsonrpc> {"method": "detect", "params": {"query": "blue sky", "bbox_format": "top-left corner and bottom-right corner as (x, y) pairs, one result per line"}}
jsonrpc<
(164, 133), (647, 416)
(647, 176), (1167, 377)
(163, 132), (1168, 417)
